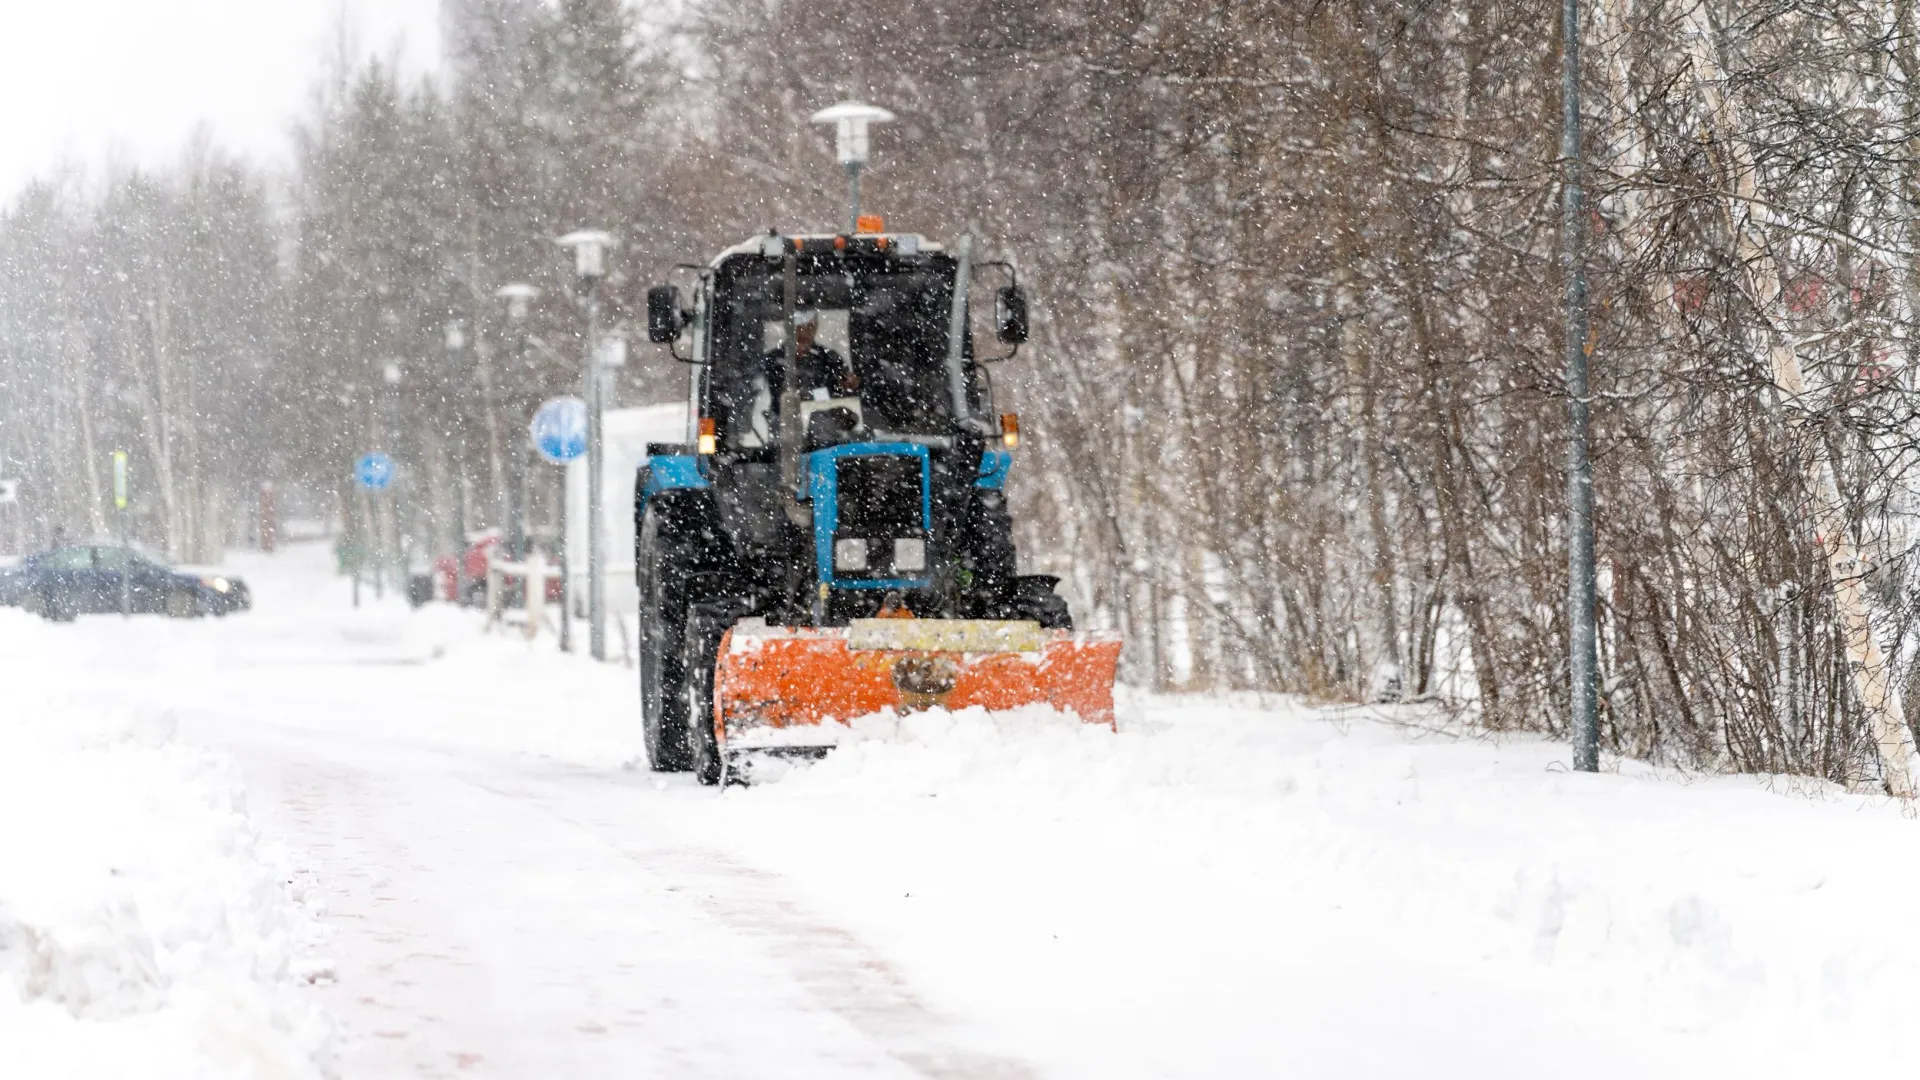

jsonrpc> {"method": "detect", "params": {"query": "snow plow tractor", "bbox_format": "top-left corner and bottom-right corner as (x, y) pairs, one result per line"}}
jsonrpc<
(636, 226), (1121, 783)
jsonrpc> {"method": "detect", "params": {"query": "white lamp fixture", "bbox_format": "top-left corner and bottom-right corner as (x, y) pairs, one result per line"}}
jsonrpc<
(809, 102), (896, 233)
(556, 230), (616, 281)
(810, 101), (896, 166)
(495, 282), (540, 321)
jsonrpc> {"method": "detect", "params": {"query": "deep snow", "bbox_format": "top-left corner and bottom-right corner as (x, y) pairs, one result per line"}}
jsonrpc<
(6, 539), (1920, 1077)
(0, 639), (331, 1077)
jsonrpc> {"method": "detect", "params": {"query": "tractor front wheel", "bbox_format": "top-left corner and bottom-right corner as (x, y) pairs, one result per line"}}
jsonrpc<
(683, 601), (735, 787)
(638, 507), (695, 772)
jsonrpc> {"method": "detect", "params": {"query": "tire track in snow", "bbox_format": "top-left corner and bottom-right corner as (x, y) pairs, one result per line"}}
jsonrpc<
(465, 771), (1037, 1080)
(219, 718), (1035, 1079)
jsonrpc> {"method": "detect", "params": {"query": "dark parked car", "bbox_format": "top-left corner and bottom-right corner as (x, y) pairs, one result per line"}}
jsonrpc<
(0, 557), (26, 607)
(15, 544), (249, 622)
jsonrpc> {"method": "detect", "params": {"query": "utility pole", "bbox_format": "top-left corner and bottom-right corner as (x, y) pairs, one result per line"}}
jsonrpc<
(1561, 0), (1600, 773)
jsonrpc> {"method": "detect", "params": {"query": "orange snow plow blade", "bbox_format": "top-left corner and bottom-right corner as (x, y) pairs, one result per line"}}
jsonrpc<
(713, 618), (1122, 749)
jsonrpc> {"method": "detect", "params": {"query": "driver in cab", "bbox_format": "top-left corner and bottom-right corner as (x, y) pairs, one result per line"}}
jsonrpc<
(768, 308), (858, 399)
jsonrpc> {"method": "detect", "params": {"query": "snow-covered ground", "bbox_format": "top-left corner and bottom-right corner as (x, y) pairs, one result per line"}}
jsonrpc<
(1, 610), (330, 1077)
(6, 539), (1920, 1077)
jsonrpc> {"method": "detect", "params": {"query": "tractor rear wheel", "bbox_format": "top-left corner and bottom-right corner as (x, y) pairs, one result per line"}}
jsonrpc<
(638, 506), (695, 772)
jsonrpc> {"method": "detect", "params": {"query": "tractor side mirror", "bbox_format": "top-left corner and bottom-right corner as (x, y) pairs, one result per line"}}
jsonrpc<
(647, 284), (683, 343)
(995, 285), (1029, 344)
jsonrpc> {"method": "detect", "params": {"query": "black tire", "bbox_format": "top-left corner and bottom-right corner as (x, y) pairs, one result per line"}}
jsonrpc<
(638, 506), (696, 772)
(1012, 576), (1073, 630)
(39, 588), (77, 623)
(683, 601), (737, 787)
(1032, 593), (1072, 630)
(165, 589), (203, 619)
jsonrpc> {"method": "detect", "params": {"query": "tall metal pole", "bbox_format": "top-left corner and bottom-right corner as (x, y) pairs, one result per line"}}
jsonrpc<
(1562, 0), (1599, 772)
(586, 281), (607, 661)
(446, 330), (471, 605)
(508, 327), (529, 560)
(386, 365), (404, 593)
(114, 450), (129, 618)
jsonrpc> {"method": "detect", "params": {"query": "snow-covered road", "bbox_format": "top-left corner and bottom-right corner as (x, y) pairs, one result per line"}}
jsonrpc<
(204, 718), (1038, 1078)
(10, 540), (1920, 1078)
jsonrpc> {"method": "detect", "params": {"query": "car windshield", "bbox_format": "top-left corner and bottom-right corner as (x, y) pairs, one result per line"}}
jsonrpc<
(705, 256), (984, 448)
(37, 546), (95, 571)
(130, 543), (173, 569)
(36, 543), (176, 570)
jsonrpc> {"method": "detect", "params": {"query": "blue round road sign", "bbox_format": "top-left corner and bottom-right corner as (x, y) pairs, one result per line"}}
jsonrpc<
(530, 397), (589, 464)
(355, 452), (395, 491)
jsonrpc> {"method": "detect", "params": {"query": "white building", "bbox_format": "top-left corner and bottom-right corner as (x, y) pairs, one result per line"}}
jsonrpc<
(565, 402), (689, 619)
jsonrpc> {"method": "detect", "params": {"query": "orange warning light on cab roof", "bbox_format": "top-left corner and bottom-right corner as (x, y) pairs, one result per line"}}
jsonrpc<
(855, 214), (885, 234)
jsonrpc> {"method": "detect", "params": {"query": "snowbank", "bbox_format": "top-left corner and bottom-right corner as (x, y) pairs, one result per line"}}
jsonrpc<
(0, 634), (331, 1079)
(720, 694), (1920, 1077)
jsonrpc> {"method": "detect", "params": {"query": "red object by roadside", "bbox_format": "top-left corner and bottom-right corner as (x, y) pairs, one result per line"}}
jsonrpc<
(433, 534), (562, 605)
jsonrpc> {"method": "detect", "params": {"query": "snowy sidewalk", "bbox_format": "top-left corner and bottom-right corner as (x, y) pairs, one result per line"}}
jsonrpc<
(8, 540), (1920, 1077)
(0, 631), (331, 1077)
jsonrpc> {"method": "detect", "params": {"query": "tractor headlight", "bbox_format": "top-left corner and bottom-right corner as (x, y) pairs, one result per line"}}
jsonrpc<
(834, 538), (869, 571)
(892, 538), (926, 573)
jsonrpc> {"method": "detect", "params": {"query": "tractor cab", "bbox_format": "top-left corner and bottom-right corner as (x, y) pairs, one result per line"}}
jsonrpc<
(644, 229), (1032, 621)
(693, 235), (981, 453)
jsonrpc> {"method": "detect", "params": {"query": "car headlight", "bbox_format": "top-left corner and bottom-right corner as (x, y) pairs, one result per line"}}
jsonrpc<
(833, 538), (868, 571)
(201, 577), (231, 594)
(893, 537), (926, 573)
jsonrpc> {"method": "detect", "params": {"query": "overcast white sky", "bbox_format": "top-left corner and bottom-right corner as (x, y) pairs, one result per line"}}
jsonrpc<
(0, 0), (442, 198)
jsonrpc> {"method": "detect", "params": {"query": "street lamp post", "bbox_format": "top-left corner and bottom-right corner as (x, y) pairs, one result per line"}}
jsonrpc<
(446, 321), (472, 604)
(496, 283), (541, 562)
(557, 230), (615, 661)
(1561, 0), (1598, 772)
(809, 102), (895, 233)
(383, 360), (404, 590)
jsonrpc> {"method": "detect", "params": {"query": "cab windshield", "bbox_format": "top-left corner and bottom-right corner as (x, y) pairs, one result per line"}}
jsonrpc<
(704, 256), (983, 448)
